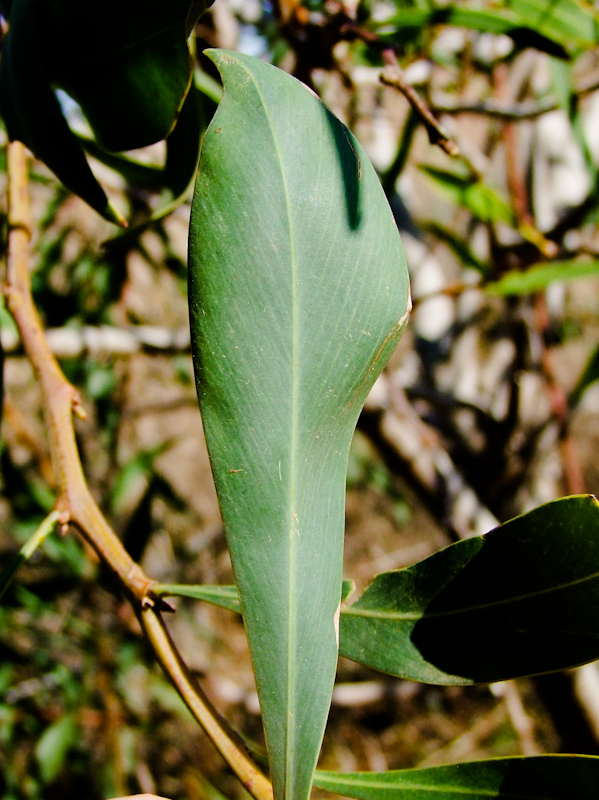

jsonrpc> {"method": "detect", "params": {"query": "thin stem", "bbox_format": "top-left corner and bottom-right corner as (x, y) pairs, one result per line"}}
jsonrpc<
(380, 50), (459, 158)
(0, 509), (60, 600)
(4, 139), (273, 800)
(5, 141), (154, 603)
(382, 109), (417, 197)
(141, 609), (273, 800)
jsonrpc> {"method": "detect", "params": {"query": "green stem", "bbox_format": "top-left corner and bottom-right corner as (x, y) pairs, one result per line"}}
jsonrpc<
(0, 509), (60, 600)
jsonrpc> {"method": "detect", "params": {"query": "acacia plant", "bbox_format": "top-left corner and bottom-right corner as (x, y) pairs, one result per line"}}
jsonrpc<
(2, 1), (599, 799)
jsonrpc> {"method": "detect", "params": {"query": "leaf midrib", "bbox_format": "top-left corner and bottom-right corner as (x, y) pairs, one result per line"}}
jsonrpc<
(236, 55), (300, 798)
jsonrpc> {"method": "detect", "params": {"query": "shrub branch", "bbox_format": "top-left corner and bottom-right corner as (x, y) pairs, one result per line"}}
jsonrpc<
(4, 139), (272, 800)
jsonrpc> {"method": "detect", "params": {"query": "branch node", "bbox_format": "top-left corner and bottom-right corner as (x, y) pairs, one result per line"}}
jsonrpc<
(72, 392), (87, 420)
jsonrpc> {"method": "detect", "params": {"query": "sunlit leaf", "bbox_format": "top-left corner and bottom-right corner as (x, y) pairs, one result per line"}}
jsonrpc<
(420, 166), (514, 225)
(188, 49), (410, 800)
(486, 260), (599, 295)
(376, 6), (571, 58)
(35, 714), (78, 784)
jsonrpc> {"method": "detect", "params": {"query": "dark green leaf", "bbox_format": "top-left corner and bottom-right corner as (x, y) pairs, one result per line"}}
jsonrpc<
(423, 222), (488, 275)
(188, 49), (410, 800)
(570, 344), (599, 408)
(0, 0), (212, 222)
(43, 0), (210, 152)
(339, 495), (599, 684)
(314, 756), (599, 800)
(0, 0), (124, 224)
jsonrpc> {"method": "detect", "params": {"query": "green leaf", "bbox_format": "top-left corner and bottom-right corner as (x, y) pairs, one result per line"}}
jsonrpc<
(188, 49), (410, 800)
(155, 580), (356, 613)
(376, 6), (570, 58)
(0, 0), (212, 223)
(0, 511), (60, 602)
(486, 260), (599, 295)
(339, 495), (599, 685)
(570, 343), (599, 408)
(420, 166), (514, 226)
(423, 222), (488, 275)
(0, 0), (124, 224)
(42, 0), (210, 152)
(506, 0), (599, 49)
(313, 756), (599, 800)
(35, 713), (78, 784)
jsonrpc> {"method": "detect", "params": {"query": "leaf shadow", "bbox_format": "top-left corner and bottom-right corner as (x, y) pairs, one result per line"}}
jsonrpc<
(323, 106), (363, 231)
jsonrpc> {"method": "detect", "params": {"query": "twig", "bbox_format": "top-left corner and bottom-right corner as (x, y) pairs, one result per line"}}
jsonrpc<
(141, 609), (273, 800)
(4, 139), (273, 800)
(431, 95), (558, 121)
(5, 140), (155, 605)
(380, 50), (460, 158)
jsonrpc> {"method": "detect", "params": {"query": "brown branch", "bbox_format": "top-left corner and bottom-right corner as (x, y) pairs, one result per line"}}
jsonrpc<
(4, 139), (273, 800)
(431, 95), (558, 121)
(380, 50), (460, 158)
(5, 140), (154, 605)
(141, 609), (273, 800)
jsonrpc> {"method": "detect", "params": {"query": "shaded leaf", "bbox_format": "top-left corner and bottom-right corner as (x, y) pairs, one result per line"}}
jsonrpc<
(43, 0), (209, 152)
(188, 49), (410, 800)
(313, 756), (599, 800)
(423, 222), (488, 275)
(0, 0), (212, 222)
(0, 0), (124, 224)
(339, 495), (599, 684)
(570, 343), (599, 408)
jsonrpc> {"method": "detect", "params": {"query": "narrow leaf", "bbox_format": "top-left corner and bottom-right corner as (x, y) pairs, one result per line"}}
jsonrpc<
(486, 260), (599, 295)
(420, 166), (514, 225)
(0, 511), (60, 602)
(188, 49), (410, 800)
(376, 7), (570, 58)
(570, 344), (599, 408)
(155, 580), (356, 613)
(339, 495), (599, 684)
(507, 0), (599, 49)
(313, 756), (599, 800)
(35, 713), (78, 785)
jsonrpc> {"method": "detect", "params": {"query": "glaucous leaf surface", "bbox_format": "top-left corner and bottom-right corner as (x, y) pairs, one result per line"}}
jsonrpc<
(340, 495), (599, 684)
(313, 756), (599, 800)
(188, 50), (410, 800)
